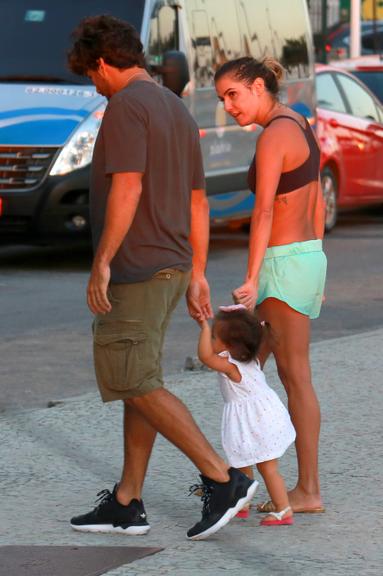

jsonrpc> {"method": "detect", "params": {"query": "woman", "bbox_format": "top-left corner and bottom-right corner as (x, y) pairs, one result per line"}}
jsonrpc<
(214, 57), (327, 514)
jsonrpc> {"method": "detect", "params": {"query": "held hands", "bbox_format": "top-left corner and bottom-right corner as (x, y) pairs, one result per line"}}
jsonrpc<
(232, 279), (258, 312)
(186, 275), (213, 322)
(87, 261), (112, 315)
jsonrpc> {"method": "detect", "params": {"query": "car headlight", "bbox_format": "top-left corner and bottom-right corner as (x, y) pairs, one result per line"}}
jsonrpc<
(50, 105), (106, 176)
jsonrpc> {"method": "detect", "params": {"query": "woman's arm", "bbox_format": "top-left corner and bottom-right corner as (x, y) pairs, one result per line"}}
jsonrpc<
(197, 320), (241, 382)
(233, 128), (284, 309)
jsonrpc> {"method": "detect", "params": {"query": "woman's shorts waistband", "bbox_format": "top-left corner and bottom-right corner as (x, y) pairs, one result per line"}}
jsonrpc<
(264, 239), (323, 259)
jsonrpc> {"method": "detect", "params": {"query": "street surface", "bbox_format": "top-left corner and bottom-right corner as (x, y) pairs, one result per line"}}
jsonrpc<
(0, 205), (382, 411)
(1, 328), (382, 575)
(0, 205), (382, 576)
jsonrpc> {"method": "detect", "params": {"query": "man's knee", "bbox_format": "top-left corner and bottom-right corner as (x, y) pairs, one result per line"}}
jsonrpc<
(126, 386), (166, 408)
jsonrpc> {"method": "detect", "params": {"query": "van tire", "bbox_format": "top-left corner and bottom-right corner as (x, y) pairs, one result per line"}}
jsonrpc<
(321, 166), (338, 232)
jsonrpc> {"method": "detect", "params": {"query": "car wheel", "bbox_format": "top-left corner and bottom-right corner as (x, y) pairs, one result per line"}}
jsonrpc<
(321, 166), (338, 232)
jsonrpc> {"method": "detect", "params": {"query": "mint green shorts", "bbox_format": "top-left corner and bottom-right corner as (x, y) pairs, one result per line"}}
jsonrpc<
(257, 240), (327, 319)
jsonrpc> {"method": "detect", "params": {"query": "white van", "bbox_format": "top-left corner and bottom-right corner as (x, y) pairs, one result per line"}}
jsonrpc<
(0, 0), (316, 239)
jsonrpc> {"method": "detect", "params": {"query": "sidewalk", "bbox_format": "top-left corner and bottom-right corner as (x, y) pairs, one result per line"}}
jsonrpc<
(1, 329), (382, 576)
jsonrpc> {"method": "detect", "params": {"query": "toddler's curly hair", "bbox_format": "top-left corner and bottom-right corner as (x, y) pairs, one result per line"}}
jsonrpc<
(214, 308), (265, 362)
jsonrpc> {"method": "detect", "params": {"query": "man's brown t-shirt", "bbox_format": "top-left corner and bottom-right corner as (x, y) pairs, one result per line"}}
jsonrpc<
(90, 80), (205, 283)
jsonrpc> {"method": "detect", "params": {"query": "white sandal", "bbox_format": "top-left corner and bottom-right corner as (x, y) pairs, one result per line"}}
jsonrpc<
(260, 505), (294, 526)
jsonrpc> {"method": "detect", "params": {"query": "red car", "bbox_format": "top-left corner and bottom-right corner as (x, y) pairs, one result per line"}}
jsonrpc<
(315, 64), (383, 231)
(329, 55), (383, 103)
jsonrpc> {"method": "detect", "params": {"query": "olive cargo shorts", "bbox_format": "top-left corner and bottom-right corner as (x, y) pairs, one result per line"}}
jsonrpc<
(93, 268), (191, 402)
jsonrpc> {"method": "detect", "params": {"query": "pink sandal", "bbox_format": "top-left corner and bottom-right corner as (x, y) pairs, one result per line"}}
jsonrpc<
(236, 503), (251, 519)
(260, 505), (294, 526)
(236, 508), (250, 519)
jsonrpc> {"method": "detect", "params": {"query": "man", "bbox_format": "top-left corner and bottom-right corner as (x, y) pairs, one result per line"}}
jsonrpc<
(67, 15), (257, 541)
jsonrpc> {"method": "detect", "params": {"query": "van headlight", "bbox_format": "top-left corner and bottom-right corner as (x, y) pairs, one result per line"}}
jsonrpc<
(50, 106), (105, 176)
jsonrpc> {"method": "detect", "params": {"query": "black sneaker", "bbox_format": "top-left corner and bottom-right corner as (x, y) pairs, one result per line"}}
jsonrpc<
(70, 485), (150, 535)
(187, 467), (258, 540)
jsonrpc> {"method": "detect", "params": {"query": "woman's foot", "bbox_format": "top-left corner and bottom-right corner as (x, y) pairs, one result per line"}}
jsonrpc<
(260, 505), (293, 526)
(257, 487), (324, 514)
(286, 486), (324, 513)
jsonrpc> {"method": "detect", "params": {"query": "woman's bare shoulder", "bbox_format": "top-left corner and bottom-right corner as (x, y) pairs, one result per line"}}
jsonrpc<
(259, 114), (306, 151)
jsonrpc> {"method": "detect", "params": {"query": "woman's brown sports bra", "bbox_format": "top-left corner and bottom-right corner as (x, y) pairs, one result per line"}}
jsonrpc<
(247, 115), (320, 195)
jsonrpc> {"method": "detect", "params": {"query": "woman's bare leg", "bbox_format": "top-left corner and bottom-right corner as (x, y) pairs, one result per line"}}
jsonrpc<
(258, 298), (323, 511)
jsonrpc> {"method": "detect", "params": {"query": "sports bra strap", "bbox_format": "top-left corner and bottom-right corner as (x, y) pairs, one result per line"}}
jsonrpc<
(265, 115), (308, 130)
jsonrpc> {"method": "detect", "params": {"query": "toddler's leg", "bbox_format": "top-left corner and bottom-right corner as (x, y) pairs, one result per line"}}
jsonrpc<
(236, 466), (254, 517)
(238, 465), (253, 479)
(256, 459), (293, 523)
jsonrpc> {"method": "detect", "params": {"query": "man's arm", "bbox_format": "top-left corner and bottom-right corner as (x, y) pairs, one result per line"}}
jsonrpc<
(87, 171), (143, 314)
(186, 188), (213, 321)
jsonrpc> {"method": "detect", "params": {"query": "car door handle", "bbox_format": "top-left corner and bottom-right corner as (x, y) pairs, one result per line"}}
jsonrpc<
(329, 118), (339, 128)
(367, 123), (383, 138)
(367, 122), (383, 131)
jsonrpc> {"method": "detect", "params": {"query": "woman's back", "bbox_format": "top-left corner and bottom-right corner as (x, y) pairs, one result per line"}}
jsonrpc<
(270, 180), (323, 245)
(249, 113), (325, 246)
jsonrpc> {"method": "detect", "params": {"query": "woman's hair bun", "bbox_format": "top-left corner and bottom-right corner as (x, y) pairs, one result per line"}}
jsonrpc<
(261, 57), (285, 83)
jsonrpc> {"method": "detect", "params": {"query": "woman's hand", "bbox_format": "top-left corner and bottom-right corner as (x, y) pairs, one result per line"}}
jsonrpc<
(232, 280), (258, 312)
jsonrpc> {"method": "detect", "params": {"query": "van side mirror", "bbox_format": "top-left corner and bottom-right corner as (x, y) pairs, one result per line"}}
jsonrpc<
(161, 50), (190, 97)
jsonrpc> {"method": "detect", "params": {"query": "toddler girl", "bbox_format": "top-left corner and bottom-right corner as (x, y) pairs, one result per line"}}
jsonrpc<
(197, 304), (296, 526)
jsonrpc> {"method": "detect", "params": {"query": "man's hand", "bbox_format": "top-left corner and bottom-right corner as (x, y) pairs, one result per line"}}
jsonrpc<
(186, 275), (213, 322)
(232, 280), (258, 312)
(87, 261), (112, 315)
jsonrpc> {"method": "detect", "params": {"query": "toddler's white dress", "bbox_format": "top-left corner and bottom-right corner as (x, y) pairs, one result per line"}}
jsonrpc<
(218, 351), (296, 467)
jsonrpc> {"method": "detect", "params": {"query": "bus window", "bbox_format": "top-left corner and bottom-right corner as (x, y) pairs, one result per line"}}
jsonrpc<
(148, 3), (178, 66)
(191, 9), (214, 88)
(236, 0), (311, 78)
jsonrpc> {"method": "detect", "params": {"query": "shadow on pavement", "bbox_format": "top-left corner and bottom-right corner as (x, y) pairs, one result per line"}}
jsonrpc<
(0, 546), (163, 576)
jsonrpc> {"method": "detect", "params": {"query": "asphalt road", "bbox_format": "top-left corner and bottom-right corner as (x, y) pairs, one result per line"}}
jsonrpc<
(0, 206), (382, 411)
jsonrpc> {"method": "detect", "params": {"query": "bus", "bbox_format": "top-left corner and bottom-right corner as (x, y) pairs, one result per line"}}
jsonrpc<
(0, 0), (316, 240)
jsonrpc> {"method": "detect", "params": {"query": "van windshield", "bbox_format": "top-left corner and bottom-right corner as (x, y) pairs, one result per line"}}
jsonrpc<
(0, 1), (145, 84)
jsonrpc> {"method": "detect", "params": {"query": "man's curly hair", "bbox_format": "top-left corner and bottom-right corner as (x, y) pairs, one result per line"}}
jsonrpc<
(68, 15), (145, 76)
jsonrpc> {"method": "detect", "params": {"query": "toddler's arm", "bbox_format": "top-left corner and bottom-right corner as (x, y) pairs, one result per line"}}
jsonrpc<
(198, 320), (241, 382)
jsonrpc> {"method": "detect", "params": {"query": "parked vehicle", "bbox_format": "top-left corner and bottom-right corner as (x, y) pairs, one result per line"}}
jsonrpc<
(329, 55), (383, 103)
(0, 0), (316, 240)
(325, 20), (383, 60)
(315, 64), (383, 231)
